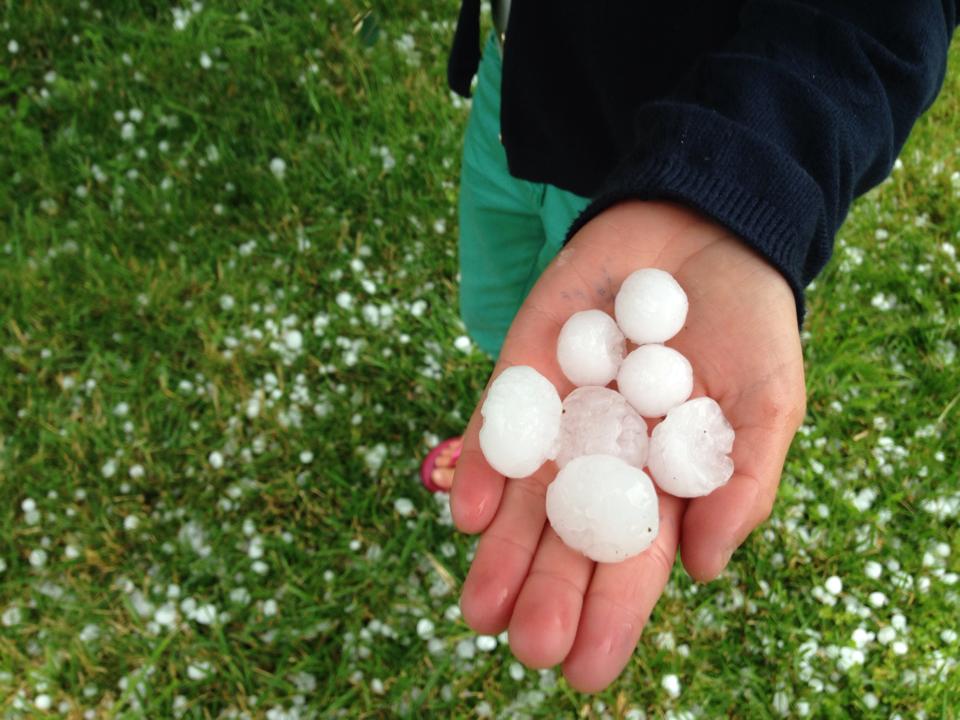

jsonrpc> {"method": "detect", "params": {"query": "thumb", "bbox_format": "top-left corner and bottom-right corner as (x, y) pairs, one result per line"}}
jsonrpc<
(679, 385), (805, 581)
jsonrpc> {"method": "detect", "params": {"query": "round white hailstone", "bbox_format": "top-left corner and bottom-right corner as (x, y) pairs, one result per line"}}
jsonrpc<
(648, 397), (735, 498)
(614, 268), (688, 344)
(877, 626), (896, 644)
(616, 344), (693, 418)
(455, 639), (476, 659)
(825, 575), (843, 595)
(479, 366), (562, 478)
(416, 618), (435, 639)
(194, 604), (217, 625)
(556, 310), (625, 386)
(546, 454), (659, 563)
(154, 604), (177, 627)
(661, 674), (681, 699)
(284, 329), (303, 351)
(555, 387), (648, 469)
(475, 635), (497, 652)
(394, 497), (414, 517)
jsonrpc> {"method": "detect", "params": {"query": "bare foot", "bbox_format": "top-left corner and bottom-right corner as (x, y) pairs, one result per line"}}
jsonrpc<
(431, 438), (463, 491)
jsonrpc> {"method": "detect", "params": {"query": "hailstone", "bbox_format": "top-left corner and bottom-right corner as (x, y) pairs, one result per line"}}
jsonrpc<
(479, 365), (562, 478)
(617, 344), (693, 418)
(614, 268), (688, 344)
(647, 397), (735, 497)
(556, 310), (626, 386)
(546, 454), (659, 563)
(555, 387), (648, 469)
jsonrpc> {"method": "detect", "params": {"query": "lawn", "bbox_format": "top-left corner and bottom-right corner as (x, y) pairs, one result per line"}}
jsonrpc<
(0, 2), (958, 718)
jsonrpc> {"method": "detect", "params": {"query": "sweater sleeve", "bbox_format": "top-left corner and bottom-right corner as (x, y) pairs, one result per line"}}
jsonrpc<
(566, 0), (958, 321)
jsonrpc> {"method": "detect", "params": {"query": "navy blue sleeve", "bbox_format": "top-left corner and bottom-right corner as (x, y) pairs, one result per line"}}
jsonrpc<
(567, 0), (958, 321)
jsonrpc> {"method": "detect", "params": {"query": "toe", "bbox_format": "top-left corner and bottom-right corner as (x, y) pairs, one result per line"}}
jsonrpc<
(432, 467), (455, 490)
(436, 440), (460, 468)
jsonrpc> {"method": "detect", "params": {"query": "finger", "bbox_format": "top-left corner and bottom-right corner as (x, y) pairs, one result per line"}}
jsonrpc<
(452, 298), (577, 533)
(507, 525), (594, 669)
(562, 492), (684, 693)
(451, 404), (503, 534)
(680, 391), (804, 581)
(459, 463), (554, 634)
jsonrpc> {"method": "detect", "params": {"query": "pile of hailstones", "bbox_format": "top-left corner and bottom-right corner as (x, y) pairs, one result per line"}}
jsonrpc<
(479, 269), (735, 564)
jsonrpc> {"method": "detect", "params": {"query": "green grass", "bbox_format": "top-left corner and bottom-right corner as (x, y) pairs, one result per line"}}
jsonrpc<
(1, 2), (958, 718)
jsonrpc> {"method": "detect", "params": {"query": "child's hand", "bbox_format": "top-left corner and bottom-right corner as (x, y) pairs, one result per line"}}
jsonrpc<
(451, 200), (806, 692)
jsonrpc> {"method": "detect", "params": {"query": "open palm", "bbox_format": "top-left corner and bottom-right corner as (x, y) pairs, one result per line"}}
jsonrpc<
(451, 201), (806, 692)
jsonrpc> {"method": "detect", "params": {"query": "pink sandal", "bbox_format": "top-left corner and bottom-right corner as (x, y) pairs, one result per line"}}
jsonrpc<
(420, 437), (462, 493)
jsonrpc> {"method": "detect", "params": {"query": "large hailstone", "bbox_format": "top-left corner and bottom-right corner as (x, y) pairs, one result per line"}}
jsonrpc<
(546, 454), (659, 563)
(479, 365), (562, 478)
(614, 268), (688, 344)
(556, 310), (626, 386)
(647, 397), (735, 497)
(617, 344), (693, 418)
(555, 387), (648, 469)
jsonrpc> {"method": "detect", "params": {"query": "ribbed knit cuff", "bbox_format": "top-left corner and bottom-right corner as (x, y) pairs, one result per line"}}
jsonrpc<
(566, 103), (830, 325)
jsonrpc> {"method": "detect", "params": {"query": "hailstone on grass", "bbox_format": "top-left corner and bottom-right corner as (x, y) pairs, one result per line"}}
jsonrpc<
(546, 454), (659, 563)
(617, 344), (693, 418)
(647, 397), (735, 497)
(556, 309), (625, 386)
(479, 365), (562, 478)
(555, 387), (648, 469)
(614, 268), (688, 344)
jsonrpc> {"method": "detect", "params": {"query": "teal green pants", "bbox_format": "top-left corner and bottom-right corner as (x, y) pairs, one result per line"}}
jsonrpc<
(458, 34), (591, 358)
